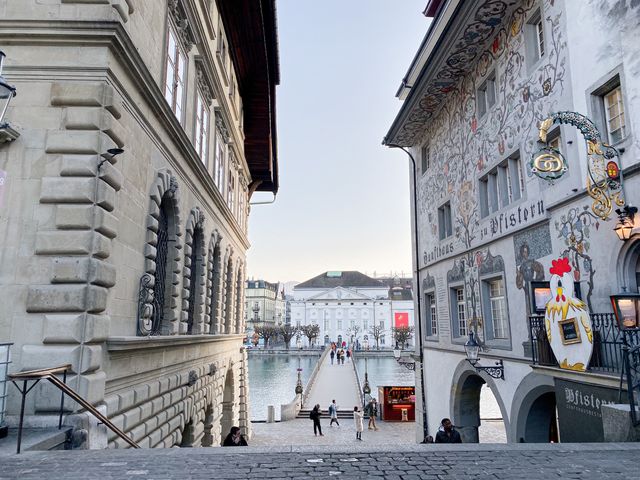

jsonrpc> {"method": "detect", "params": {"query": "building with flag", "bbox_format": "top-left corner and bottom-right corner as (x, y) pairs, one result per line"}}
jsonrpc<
(290, 271), (414, 349)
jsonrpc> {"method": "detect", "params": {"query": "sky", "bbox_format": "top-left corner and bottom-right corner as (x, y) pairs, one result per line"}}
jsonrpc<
(246, 0), (430, 284)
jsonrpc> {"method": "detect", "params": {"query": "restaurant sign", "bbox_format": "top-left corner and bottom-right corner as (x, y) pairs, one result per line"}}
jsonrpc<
(554, 378), (620, 442)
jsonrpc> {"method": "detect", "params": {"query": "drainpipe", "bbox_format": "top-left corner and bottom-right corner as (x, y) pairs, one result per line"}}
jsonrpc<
(386, 143), (429, 442)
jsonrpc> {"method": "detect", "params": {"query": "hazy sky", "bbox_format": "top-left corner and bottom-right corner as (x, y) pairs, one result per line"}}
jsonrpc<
(246, 1), (430, 284)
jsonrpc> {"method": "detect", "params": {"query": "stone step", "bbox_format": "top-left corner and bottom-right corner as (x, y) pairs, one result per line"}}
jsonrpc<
(297, 409), (359, 419)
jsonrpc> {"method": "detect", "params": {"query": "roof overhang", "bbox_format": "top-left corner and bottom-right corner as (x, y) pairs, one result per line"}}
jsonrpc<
(384, 0), (517, 147)
(217, 0), (280, 194)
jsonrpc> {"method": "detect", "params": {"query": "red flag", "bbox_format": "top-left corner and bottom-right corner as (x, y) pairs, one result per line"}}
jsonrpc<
(394, 312), (409, 328)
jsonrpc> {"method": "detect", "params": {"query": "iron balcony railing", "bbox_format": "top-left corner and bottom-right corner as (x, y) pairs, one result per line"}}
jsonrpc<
(528, 313), (640, 375)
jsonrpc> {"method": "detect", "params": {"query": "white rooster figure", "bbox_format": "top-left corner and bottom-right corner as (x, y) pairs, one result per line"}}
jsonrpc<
(544, 257), (593, 372)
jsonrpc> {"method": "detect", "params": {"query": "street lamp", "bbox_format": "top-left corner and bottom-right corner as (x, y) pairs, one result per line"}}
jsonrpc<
(464, 332), (505, 380)
(611, 294), (640, 330)
(296, 334), (302, 350)
(614, 205), (637, 241)
(362, 357), (371, 401)
(295, 357), (304, 407)
(0, 52), (16, 128)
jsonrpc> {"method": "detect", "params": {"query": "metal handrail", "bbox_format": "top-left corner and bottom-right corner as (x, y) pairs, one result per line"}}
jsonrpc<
(9, 364), (139, 452)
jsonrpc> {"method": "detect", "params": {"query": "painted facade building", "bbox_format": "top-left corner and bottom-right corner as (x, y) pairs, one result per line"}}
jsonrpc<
(291, 271), (415, 348)
(385, 0), (640, 443)
(0, 0), (279, 448)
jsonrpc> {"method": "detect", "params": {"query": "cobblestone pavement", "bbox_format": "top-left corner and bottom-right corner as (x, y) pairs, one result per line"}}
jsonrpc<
(251, 418), (416, 446)
(1, 443), (639, 479)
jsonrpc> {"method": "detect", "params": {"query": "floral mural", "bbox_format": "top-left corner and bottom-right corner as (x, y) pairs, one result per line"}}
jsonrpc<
(555, 205), (602, 311)
(417, 0), (567, 266)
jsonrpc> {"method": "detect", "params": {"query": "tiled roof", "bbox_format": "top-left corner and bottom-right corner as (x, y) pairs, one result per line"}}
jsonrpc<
(294, 271), (385, 289)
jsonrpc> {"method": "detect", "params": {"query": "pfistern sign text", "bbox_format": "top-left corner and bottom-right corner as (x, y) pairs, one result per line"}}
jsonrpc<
(554, 378), (619, 442)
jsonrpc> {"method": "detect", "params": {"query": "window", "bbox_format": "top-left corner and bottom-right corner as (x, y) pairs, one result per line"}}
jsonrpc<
(425, 293), (437, 336)
(421, 143), (430, 173)
(379, 320), (384, 329)
(479, 152), (524, 218)
(477, 72), (496, 117)
(487, 279), (508, 339)
(438, 202), (453, 240)
(526, 10), (545, 65)
(363, 319), (368, 331)
(194, 93), (209, 163)
(547, 127), (562, 153)
(451, 287), (467, 337)
(214, 130), (226, 192)
(604, 85), (626, 144)
(337, 319), (343, 330)
(227, 173), (235, 210)
(164, 24), (187, 122)
(324, 319), (329, 330)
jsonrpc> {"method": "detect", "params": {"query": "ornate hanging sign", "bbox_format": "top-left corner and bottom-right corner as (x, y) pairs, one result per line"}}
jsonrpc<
(530, 111), (625, 221)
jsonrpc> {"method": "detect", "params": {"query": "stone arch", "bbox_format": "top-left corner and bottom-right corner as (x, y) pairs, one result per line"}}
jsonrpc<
(510, 372), (557, 443)
(219, 366), (236, 443)
(223, 246), (235, 334)
(182, 207), (207, 334)
(450, 359), (509, 443)
(234, 260), (244, 334)
(615, 233), (640, 293)
(140, 169), (182, 336)
(206, 230), (223, 334)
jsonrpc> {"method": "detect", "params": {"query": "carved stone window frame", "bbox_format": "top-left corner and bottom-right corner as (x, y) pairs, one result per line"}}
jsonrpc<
(183, 207), (207, 334)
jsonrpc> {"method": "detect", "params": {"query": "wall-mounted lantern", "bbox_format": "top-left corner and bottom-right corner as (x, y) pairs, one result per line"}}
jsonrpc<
(464, 332), (505, 380)
(393, 348), (416, 371)
(610, 294), (640, 330)
(614, 206), (637, 241)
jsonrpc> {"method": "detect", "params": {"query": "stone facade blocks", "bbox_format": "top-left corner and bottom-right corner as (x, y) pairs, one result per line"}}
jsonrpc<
(35, 231), (111, 258)
(42, 314), (109, 344)
(51, 257), (116, 287)
(41, 177), (116, 211)
(27, 284), (108, 313)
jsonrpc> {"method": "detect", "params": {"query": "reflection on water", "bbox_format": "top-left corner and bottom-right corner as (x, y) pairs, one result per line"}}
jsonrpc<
(248, 354), (319, 421)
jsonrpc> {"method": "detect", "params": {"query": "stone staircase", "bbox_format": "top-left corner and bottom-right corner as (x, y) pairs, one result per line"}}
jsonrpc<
(297, 409), (355, 419)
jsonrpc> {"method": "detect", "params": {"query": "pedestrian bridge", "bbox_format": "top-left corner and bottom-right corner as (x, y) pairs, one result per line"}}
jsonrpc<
(298, 349), (361, 418)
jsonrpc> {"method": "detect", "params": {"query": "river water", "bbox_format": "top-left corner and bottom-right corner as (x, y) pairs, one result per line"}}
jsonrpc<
(247, 354), (318, 421)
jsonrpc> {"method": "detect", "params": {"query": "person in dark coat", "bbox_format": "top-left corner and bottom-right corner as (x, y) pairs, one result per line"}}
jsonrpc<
(222, 426), (248, 446)
(435, 418), (462, 443)
(310, 404), (324, 436)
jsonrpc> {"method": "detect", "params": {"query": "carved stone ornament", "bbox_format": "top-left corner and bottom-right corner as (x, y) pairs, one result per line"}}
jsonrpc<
(215, 112), (230, 143)
(169, 175), (179, 196)
(168, 0), (195, 52)
(196, 68), (214, 105)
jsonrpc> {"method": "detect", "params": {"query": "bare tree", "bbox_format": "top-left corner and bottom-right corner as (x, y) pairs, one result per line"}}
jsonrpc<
(392, 326), (414, 349)
(278, 323), (298, 350)
(347, 325), (361, 346)
(368, 324), (385, 350)
(253, 324), (279, 349)
(300, 323), (320, 347)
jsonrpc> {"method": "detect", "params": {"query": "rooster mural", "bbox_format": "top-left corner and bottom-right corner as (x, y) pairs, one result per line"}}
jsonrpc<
(544, 257), (593, 371)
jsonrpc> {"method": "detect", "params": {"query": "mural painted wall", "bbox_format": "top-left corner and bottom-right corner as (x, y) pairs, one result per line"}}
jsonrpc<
(417, 0), (568, 267)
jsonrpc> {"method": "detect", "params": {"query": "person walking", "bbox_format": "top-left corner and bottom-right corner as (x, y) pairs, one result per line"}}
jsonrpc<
(346, 349), (351, 363)
(328, 399), (340, 426)
(222, 426), (248, 446)
(330, 349), (335, 365)
(435, 418), (462, 443)
(340, 350), (345, 365)
(353, 406), (364, 441)
(310, 404), (324, 436)
(365, 398), (379, 430)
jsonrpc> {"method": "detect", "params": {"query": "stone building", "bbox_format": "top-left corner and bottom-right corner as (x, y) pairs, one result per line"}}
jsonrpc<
(385, 0), (640, 443)
(0, 0), (279, 448)
(291, 271), (415, 348)
(244, 279), (285, 343)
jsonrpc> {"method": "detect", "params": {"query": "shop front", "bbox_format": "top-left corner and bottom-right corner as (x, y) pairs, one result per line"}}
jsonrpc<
(378, 386), (415, 422)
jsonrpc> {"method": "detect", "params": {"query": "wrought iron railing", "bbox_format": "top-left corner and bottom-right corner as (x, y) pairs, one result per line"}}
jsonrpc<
(624, 344), (640, 426)
(528, 313), (640, 375)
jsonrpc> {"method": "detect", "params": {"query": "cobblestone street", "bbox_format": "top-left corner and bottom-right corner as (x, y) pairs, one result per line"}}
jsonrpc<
(1, 443), (639, 479)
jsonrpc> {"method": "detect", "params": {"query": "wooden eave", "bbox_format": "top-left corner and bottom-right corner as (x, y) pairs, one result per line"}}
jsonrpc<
(217, 0), (280, 194)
